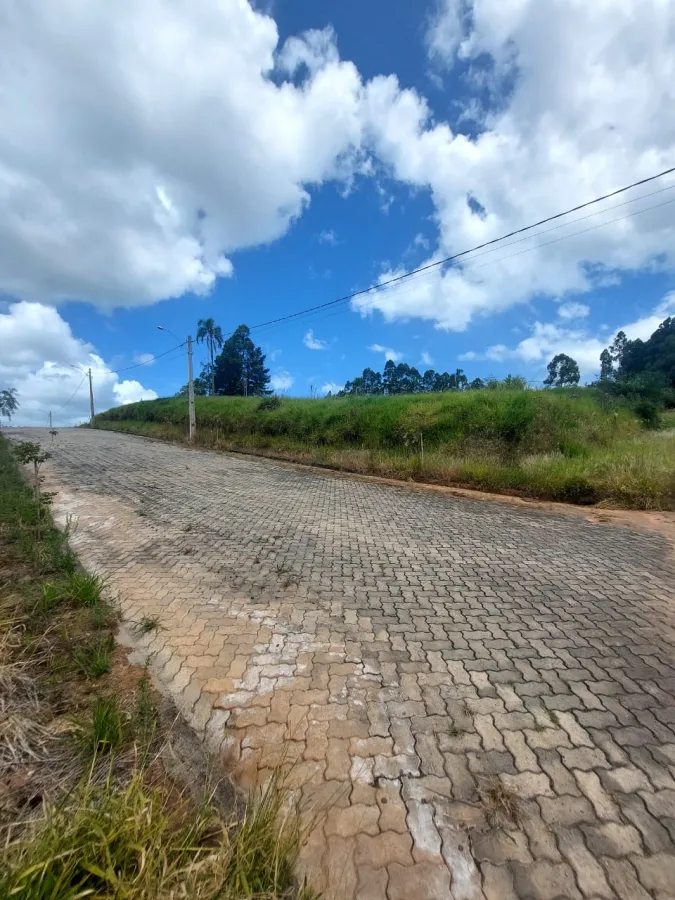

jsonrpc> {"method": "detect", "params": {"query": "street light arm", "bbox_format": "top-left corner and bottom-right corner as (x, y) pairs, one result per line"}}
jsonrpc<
(157, 325), (183, 344)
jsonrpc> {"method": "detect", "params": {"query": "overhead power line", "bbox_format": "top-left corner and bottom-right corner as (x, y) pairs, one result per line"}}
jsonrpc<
(55, 374), (87, 414)
(246, 189), (675, 339)
(330, 193), (675, 312)
(229, 165), (675, 338)
(110, 342), (186, 376)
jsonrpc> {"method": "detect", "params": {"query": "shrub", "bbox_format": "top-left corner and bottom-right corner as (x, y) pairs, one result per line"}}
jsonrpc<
(632, 399), (662, 430)
(258, 395), (282, 411)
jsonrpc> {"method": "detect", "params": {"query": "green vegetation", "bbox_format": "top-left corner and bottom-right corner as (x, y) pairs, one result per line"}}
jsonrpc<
(95, 313), (675, 509)
(72, 634), (114, 679)
(0, 436), (318, 899)
(544, 353), (580, 387)
(94, 387), (675, 509)
(76, 695), (127, 752)
(42, 570), (107, 608)
(179, 323), (271, 397)
(0, 386), (19, 424)
(136, 614), (162, 635)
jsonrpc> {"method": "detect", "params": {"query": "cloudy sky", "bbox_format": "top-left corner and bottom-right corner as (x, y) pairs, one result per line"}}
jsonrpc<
(2, 0), (675, 423)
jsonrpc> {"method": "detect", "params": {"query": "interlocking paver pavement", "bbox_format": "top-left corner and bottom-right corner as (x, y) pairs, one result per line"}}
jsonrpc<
(9, 427), (675, 899)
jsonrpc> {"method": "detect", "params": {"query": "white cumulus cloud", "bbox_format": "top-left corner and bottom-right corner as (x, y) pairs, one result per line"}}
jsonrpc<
(462, 293), (675, 378)
(133, 353), (156, 366)
(369, 344), (404, 363)
(321, 382), (344, 395)
(1, 0), (673, 339)
(558, 303), (590, 321)
(355, 0), (675, 330)
(0, 4), (364, 309)
(303, 329), (329, 350)
(270, 370), (294, 392)
(420, 351), (434, 366)
(0, 302), (157, 425)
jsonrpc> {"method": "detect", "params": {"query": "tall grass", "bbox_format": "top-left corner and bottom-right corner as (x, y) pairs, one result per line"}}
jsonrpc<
(96, 389), (639, 456)
(94, 391), (675, 509)
(1, 767), (316, 900)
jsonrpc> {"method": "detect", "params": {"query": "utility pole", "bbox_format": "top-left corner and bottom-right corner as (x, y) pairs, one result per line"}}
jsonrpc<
(88, 368), (95, 424)
(157, 325), (196, 441)
(187, 335), (196, 441)
(48, 411), (52, 429)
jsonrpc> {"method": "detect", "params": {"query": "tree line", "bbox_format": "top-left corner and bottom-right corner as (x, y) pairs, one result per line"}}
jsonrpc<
(337, 362), (527, 395)
(178, 314), (675, 403)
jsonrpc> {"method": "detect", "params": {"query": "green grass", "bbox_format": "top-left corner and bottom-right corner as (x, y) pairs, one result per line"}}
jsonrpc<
(76, 696), (127, 754)
(0, 767), (317, 900)
(94, 390), (675, 509)
(40, 571), (106, 609)
(136, 614), (161, 635)
(72, 634), (114, 679)
(0, 773), (225, 900)
(95, 388), (641, 453)
(134, 673), (158, 746)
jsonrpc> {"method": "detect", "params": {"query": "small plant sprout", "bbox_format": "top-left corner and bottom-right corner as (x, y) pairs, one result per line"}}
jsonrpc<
(13, 441), (52, 540)
(546, 708), (560, 726)
(137, 615), (162, 635)
(479, 775), (522, 827)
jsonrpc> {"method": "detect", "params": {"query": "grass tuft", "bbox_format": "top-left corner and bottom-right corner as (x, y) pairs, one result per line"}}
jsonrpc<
(76, 696), (127, 755)
(0, 765), (318, 900)
(0, 772), (229, 899)
(137, 614), (162, 635)
(40, 571), (106, 610)
(222, 767), (314, 898)
(134, 673), (158, 747)
(479, 775), (522, 827)
(72, 634), (114, 679)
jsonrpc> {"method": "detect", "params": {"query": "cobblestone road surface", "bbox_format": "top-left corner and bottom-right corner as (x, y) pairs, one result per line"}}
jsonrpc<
(10, 427), (675, 899)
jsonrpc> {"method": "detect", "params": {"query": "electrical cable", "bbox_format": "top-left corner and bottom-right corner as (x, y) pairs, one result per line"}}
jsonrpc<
(227, 165), (675, 338)
(55, 374), (87, 414)
(246, 191), (675, 339)
(398, 181), (675, 273)
(110, 342), (186, 375)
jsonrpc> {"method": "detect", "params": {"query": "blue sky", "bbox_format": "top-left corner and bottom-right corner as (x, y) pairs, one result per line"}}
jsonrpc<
(2, 0), (675, 423)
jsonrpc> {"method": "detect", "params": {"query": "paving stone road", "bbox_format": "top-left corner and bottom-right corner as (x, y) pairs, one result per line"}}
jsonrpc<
(9, 427), (675, 899)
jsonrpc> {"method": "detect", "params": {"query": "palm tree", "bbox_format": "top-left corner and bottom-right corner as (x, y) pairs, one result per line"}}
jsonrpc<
(0, 387), (18, 424)
(196, 318), (224, 395)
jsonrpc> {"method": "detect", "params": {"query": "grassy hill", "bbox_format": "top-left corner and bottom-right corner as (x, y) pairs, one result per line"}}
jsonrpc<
(94, 390), (675, 509)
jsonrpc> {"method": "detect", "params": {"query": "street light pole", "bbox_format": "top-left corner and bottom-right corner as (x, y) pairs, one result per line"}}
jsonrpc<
(88, 368), (95, 424)
(157, 326), (196, 441)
